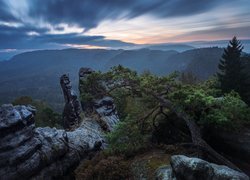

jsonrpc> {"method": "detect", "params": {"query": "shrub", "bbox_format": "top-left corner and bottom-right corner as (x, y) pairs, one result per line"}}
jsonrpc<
(75, 153), (131, 180)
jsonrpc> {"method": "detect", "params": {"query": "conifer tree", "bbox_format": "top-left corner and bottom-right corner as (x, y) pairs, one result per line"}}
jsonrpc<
(217, 36), (249, 103)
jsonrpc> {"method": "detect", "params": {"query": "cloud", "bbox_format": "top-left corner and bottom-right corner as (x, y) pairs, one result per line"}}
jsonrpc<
(27, 0), (224, 30)
(0, 24), (135, 50)
(0, 1), (17, 21)
(168, 25), (250, 42)
(0, 0), (249, 54)
(0, 24), (50, 49)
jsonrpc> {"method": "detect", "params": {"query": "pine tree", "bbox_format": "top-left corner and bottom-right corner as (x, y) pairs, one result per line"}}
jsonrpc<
(217, 36), (250, 103)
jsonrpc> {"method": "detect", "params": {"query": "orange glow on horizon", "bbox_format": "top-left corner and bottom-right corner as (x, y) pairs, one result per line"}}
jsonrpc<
(64, 44), (108, 49)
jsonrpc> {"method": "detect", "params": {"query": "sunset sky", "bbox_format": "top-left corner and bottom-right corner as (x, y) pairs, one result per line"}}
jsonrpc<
(0, 0), (250, 57)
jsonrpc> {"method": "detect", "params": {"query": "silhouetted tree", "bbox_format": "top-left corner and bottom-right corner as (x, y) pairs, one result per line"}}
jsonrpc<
(217, 36), (250, 103)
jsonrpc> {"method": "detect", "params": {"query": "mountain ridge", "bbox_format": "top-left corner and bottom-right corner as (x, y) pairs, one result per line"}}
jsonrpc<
(0, 47), (224, 111)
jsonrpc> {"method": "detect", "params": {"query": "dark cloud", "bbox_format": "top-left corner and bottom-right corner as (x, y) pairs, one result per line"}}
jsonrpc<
(0, 25), (50, 49)
(0, 0), (248, 55)
(0, 24), (135, 49)
(38, 33), (135, 47)
(37, 34), (103, 44)
(28, 0), (224, 30)
(0, 1), (16, 21)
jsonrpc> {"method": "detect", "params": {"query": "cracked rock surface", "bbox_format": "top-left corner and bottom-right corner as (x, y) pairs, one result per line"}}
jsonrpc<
(156, 155), (249, 180)
(0, 103), (118, 179)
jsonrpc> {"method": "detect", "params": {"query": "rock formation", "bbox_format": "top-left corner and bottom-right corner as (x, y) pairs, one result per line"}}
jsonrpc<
(156, 155), (249, 180)
(0, 103), (105, 179)
(60, 74), (81, 130)
(0, 68), (119, 179)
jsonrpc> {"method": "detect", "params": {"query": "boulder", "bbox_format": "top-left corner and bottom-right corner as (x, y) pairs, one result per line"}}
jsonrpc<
(156, 155), (249, 180)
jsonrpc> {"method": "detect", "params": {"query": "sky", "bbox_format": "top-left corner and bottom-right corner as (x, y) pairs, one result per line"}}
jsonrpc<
(0, 0), (250, 59)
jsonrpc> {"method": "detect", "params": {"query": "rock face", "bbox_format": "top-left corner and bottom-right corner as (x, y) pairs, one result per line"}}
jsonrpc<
(0, 104), (106, 179)
(60, 74), (81, 130)
(0, 68), (120, 179)
(156, 155), (249, 180)
(94, 96), (119, 131)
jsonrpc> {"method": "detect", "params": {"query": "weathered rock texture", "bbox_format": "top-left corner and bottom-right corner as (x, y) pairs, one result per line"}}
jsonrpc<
(0, 68), (119, 179)
(156, 155), (249, 180)
(60, 74), (81, 130)
(0, 100), (118, 179)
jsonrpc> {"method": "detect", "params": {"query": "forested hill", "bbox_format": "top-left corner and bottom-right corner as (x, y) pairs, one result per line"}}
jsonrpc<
(0, 47), (224, 111)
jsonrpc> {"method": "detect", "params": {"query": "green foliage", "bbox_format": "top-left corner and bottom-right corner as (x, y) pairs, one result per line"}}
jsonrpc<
(12, 96), (62, 128)
(79, 65), (250, 157)
(204, 92), (250, 128)
(106, 113), (149, 157)
(170, 85), (250, 128)
(79, 71), (106, 105)
(104, 67), (179, 156)
(75, 65), (250, 179)
(12, 96), (33, 105)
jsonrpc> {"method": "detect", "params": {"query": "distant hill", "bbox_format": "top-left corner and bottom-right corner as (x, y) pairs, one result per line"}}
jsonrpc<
(183, 48), (224, 79)
(0, 47), (224, 111)
(104, 49), (178, 75)
(190, 39), (250, 53)
(0, 49), (123, 111)
(146, 43), (194, 52)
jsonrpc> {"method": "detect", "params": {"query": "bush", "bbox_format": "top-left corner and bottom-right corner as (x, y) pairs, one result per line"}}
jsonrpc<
(169, 85), (250, 129)
(106, 115), (149, 157)
(75, 153), (131, 180)
(204, 92), (250, 128)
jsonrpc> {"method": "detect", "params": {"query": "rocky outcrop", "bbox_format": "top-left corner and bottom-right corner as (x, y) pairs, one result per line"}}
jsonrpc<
(0, 104), (107, 179)
(0, 68), (119, 179)
(60, 74), (81, 130)
(156, 155), (249, 180)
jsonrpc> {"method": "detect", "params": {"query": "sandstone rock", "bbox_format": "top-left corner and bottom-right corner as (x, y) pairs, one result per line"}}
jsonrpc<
(94, 96), (119, 131)
(60, 74), (81, 130)
(156, 155), (249, 180)
(79, 67), (94, 78)
(156, 165), (176, 180)
(1, 67), (120, 179)
(0, 102), (118, 179)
